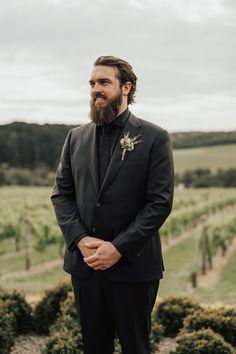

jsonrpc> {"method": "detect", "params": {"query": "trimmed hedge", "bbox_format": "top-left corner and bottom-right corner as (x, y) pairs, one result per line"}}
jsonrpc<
(1, 284), (235, 354)
(171, 328), (235, 354)
(43, 292), (83, 354)
(183, 307), (236, 347)
(43, 313), (83, 354)
(154, 296), (201, 336)
(0, 308), (15, 354)
(34, 282), (72, 334)
(150, 316), (164, 353)
(42, 329), (82, 354)
(59, 291), (78, 320)
(0, 289), (33, 334)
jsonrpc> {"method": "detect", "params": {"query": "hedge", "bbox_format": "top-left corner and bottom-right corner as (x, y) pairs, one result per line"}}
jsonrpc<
(183, 307), (236, 347)
(34, 282), (72, 334)
(171, 328), (235, 354)
(154, 296), (201, 336)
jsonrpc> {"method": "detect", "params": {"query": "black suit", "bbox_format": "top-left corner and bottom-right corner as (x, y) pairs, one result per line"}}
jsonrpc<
(51, 112), (174, 353)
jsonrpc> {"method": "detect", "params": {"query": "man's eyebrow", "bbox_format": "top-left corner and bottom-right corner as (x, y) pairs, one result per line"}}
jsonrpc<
(89, 78), (113, 84)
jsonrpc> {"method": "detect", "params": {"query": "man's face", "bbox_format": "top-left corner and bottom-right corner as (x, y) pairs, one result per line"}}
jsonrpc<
(89, 65), (121, 108)
(89, 65), (123, 125)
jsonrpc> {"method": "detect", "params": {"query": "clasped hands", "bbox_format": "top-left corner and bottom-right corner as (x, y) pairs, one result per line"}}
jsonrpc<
(77, 236), (122, 270)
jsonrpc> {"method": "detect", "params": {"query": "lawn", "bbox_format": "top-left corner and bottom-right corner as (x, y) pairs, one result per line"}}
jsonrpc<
(173, 143), (236, 173)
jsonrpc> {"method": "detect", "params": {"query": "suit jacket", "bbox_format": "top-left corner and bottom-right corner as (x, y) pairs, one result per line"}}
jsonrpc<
(51, 112), (174, 282)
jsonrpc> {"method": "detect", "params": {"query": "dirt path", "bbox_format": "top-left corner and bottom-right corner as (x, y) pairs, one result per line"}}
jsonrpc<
(156, 338), (177, 353)
(10, 335), (46, 354)
(0, 248), (33, 259)
(197, 236), (236, 288)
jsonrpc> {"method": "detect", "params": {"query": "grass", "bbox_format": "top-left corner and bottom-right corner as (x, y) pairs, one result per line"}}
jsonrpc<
(194, 246), (236, 305)
(173, 143), (236, 173)
(159, 231), (200, 298)
(3, 265), (68, 295)
(0, 243), (62, 273)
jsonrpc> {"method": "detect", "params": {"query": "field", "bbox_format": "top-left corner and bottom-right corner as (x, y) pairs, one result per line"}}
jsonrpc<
(0, 186), (236, 305)
(173, 143), (236, 173)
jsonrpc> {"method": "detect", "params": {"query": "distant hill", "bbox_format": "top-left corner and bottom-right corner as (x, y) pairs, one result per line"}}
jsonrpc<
(171, 131), (236, 149)
(0, 122), (236, 169)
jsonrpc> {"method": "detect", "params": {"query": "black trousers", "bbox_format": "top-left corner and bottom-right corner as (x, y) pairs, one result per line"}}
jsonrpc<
(71, 272), (159, 354)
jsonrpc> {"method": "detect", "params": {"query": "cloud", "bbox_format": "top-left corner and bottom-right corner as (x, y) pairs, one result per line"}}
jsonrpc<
(0, 0), (235, 130)
(127, 0), (231, 23)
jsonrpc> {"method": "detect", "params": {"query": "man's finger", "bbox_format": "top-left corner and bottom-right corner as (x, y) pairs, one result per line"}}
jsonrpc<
(84, 253), (99, 262)
(85, 241), (103, 248)
(86, 260), (103, 268)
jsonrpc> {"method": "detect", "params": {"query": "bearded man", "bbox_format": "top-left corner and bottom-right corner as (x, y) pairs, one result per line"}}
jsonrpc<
(51, 56), (174, 354)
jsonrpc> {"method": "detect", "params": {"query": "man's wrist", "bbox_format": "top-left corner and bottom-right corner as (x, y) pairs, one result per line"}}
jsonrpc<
(76, 235), (89, 249)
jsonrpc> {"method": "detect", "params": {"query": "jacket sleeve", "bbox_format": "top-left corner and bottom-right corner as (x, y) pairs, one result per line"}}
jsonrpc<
(112, 129), (174, 262)
(51, 130), (87, 251)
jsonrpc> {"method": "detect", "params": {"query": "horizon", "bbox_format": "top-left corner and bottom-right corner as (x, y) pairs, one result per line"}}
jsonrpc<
(1, 119), (236, 134)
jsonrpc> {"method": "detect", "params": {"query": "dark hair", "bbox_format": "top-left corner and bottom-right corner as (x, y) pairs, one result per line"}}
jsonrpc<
(94, 56), (137, 105)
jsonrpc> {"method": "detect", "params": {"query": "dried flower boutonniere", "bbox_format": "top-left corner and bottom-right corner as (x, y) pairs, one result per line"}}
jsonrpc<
(120, 132), (143, 161)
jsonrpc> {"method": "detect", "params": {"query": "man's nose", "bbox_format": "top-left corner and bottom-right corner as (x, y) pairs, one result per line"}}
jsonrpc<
(92, 82), (101, 93)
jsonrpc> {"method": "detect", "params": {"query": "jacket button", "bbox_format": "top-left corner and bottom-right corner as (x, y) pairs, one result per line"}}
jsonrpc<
(92, 227), (96, 233)
(96, 203), (101, 207)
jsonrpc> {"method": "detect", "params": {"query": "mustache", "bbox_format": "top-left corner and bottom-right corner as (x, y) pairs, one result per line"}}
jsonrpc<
(93, 92), (107, 101)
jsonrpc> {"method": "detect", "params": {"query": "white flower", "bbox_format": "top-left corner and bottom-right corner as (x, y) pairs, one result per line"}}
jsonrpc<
(120, 132), (143, 161)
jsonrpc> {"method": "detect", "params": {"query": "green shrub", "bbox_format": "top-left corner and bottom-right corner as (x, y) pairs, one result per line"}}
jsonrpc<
(42, 330), (83, 354)
(49, 314), (81, 337)
(43, 315), (83, 354)
(171, 328), (235, 354)
(34, 282), (71, 334)
(183, 307), (236, 347)
(59, 291), (78, 320)
(150, 316), (164, 353)
(0, 308), (15, 354)
(0, 289), (33, 334)
(154, 296), (201, 337)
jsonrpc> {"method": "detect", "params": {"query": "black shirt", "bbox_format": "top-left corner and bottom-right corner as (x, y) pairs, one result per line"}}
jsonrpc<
(96, 108), (130, 158)
(96, 108), (130, 188)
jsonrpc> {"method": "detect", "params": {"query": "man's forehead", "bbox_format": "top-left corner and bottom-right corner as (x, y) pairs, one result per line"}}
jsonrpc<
(90, 65), (118, 80)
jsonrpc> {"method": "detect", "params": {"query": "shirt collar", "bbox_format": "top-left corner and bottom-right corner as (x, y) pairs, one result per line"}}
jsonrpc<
(112, 108), (130, 128)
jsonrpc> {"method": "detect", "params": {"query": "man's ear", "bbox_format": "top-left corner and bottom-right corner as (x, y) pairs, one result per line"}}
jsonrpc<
(122, 82), (132, 96)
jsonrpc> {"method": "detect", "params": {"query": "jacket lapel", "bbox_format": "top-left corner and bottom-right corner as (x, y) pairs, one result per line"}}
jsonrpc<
(86, 124), (99, 195)
(97, 113), (142, 200)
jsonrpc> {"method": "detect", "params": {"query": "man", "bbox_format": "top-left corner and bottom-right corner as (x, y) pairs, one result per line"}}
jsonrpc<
(51, 56), (174, 354)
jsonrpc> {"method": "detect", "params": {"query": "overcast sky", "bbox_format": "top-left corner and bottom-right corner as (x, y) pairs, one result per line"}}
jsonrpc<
(0, 0), (235, 132)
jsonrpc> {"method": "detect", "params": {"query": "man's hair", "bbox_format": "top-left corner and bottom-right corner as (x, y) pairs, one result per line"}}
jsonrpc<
(94, 56), (137, 105)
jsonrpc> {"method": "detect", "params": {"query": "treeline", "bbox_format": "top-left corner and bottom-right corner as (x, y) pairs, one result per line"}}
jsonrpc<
(1, 164), (236, 187)
(0, 164), (55, 186)
(1, 122), (236, 169)
(0, 121), (75, 169)
(171, 131), (236, 149)
(175, 168), (236, 188)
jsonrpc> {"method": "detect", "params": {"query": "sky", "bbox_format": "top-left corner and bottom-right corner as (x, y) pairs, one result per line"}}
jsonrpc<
(0, 0), (235, 132)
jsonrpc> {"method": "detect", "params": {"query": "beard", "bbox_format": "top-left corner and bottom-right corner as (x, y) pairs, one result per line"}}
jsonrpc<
(89, 90), (123, 126)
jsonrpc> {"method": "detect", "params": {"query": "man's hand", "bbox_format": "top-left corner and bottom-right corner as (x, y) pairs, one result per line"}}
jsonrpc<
(84, 241), (122, 270)
(77, 236), (103, 258)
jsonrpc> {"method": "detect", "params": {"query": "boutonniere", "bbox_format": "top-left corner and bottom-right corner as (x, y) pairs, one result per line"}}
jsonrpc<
(120, 132), (143, 161)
